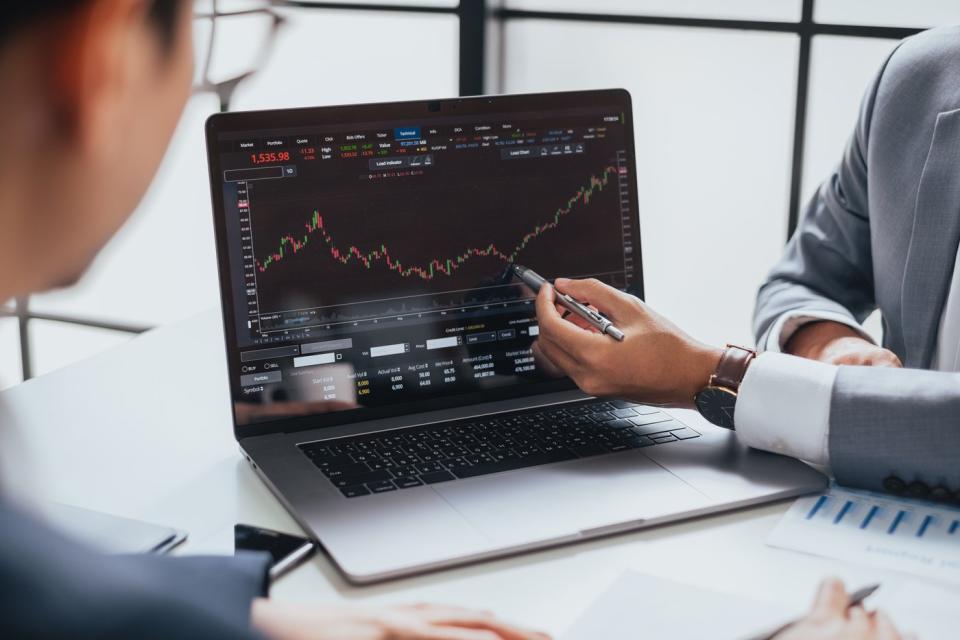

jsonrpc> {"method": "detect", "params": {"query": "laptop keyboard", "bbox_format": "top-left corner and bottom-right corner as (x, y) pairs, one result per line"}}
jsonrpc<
(299, 400), (700, 498)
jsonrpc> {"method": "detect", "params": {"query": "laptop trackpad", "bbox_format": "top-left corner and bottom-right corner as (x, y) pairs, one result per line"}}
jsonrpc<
(434, 451), (711, 544)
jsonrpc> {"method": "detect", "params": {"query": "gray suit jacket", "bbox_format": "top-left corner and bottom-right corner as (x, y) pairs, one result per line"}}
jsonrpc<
(754, 26), (960, 496)
(0, 499), (270, 638)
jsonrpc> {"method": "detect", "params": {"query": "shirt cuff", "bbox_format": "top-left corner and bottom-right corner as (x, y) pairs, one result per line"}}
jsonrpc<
(762, 310), (874, 353)
(734, 352), (837, 465)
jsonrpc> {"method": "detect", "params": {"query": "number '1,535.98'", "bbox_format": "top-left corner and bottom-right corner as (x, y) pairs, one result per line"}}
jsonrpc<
(251, 151), (290, 164)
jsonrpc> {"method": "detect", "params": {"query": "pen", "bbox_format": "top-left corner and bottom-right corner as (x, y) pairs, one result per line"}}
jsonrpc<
(747, 583), (881, 640)
(510, 264), (626, 341)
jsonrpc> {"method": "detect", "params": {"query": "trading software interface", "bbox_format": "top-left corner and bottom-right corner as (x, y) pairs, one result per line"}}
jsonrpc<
(216, 105), (637, 425)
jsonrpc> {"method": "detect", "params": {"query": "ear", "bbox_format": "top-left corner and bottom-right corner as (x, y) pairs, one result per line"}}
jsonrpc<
(46, 0), (151, 156)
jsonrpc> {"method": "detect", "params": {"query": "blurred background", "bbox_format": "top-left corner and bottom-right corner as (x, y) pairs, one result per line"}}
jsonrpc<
(2, 0), (958, 387)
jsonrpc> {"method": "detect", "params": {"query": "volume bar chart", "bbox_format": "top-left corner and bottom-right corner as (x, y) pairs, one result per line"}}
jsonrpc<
(770, 485), (960, 585)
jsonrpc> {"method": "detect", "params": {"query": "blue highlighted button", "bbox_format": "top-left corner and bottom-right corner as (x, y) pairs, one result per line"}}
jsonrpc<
(394, 126), (421, 140)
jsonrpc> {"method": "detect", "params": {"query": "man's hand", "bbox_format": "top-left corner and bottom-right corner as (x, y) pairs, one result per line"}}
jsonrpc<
(252, 599), (550, 640)
(533, 278), (722, 408)
(773, 578), (906, 640)
(784, 321), (901, 367)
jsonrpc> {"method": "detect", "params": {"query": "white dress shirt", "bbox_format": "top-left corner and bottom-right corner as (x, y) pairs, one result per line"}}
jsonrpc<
(734, 245), (960, 465)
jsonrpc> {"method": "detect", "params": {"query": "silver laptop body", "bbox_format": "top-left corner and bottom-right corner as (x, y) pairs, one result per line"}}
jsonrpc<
(205, 90), (827, 583)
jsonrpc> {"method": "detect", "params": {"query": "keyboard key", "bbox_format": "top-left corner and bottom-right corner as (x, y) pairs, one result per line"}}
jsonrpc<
(322, 461), (370, 478)
(623, 434), (655, 447)
(670, 427), (701, 440)
(419, 470), (456, 484)
(603, 418), (635, 429)
(571, 443), (609, 457)
(442, 456), (470, 470)
(588, 411), (614, 423)
(367, 480), (397, 493)
(630, 423), (675, 437)
(651, 434), (677, 444)
(312, 454), (354, 468)
(331, 469), (391, 488)
(629, 413), (671, 426)
(393, 476), (423, 489)
(611, 408), (638, 418)
(340, 485), (370, 498)
(416, 461), (444, 474)
(453, 449), (576, 479)
(607, 400), (636, 409)
(300, 443), (329, 458)
(632, 405), (662, 415)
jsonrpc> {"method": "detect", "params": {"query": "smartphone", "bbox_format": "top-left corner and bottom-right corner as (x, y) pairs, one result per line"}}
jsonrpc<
(234, 524), (316, 581)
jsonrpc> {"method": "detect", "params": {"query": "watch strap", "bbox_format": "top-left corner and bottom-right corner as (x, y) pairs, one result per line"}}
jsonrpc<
(711, 344), (757, 391)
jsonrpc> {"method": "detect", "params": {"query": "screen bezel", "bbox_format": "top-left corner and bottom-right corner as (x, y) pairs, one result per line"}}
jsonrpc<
(205, 89), (644, 440)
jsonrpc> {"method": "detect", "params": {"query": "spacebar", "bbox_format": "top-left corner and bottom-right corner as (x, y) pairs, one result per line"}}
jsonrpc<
(452, 449), (577, 479)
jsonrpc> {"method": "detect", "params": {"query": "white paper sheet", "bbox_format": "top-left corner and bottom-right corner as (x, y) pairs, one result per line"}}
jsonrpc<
(563, 570), (960, 640)
(563, 571), (795, 640)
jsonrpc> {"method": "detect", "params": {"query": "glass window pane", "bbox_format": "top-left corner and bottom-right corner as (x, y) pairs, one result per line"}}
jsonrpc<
(30, 94), (221, 327)
(231, 8), (458, 110)
(504, 21), (797, 346)
(29, 321), (134, 378)
(0, 319), (21, 389)
(815, 0), (960, 28)
(801, 36), (899, 209)
(504, 0), (801, 22)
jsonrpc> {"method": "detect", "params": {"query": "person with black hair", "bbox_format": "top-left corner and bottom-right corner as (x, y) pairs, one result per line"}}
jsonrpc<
(0, 2), (547, 638)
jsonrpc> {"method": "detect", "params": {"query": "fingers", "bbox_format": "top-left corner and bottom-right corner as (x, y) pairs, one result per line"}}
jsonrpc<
(403, 605), (550, 640)
(530, 341), (567, 378)
(535, 283), (605, 355)
(532, 334), (580, 378)
(809, 578), (848, 620)
(412, 627), (501, 640)
(555, 303), (599, 332)
(436, 620), (551, 640)
(873, 611), (902, 640)
(553, 278), (638, 322)
(848, 606), (871, 635)
(873, 350), (903, 368)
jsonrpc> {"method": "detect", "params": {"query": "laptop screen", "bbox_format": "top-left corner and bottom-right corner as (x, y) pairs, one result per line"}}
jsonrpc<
(206, 90), (642, 432)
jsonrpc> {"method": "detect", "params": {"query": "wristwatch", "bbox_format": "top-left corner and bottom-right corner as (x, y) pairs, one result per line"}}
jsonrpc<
(693, 344), (757, 430)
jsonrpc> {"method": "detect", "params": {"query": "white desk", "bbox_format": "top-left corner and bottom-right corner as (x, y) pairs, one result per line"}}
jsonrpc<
(1, 310), (946, 637)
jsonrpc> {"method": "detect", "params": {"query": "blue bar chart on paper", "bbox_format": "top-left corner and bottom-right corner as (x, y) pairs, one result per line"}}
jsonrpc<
(767, 485), (960, 584)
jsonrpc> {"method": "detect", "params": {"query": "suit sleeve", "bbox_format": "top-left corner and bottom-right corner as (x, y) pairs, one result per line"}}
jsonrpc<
(829, 366), (960, 493)
(752, 48), (901, 349)
(0, 501), (271, 639)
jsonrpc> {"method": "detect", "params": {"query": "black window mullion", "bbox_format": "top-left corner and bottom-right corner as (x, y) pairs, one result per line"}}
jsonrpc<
(14, 296), (32, 381)
(458, 0), (488, 96)
(787, 0), (815, 242)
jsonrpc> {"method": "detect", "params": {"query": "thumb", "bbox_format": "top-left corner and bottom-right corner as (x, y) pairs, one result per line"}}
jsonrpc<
(554, 278), (638, 321)
(809, 578), (848, 621)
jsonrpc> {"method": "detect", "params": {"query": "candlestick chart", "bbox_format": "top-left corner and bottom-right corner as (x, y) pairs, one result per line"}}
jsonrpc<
(246, 158), (631, 322)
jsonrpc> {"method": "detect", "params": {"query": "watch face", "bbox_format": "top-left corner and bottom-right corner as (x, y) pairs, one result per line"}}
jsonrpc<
(694, 386), (737, 429)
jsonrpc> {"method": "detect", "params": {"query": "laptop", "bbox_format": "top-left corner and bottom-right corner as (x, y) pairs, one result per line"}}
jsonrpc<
(204, 89), (826, 583)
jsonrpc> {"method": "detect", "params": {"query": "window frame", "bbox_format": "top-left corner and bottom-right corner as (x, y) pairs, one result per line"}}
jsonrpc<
(9, 0), (924, 381)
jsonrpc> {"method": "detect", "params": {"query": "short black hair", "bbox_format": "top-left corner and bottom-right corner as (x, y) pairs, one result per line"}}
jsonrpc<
(1, 1), (184, 50)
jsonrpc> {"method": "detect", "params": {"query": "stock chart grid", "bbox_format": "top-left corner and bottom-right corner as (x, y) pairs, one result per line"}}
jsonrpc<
(224, 112), (635, 344)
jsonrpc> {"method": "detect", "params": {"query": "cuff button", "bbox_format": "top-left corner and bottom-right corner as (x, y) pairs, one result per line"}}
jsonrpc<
(882, 475), (906, 494)
(906, 481), (929, 498)
(930, 485), (951, 502)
